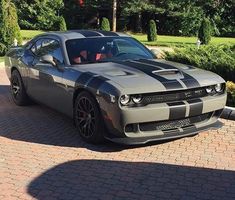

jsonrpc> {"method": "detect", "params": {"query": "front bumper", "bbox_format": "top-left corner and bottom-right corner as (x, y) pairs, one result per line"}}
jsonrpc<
(105, 118), (223, 145)
(102, 93), (226, 145)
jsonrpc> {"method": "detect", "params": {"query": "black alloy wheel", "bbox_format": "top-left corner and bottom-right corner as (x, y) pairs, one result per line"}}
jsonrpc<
(74, 91), (105, 144)
(11, 70), (29, 106)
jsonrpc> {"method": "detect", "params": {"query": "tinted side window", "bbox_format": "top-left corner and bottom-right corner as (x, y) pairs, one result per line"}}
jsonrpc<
(31, 39), (64, 64)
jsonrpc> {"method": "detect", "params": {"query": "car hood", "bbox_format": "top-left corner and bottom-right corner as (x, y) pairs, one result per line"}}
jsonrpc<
(72, 59), (225, 94)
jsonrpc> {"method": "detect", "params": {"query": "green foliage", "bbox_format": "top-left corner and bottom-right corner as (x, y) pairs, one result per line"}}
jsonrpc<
(58, 16), (67, 31)
(226, 81), (235, 106)
(100, 17), (110, 31)
(198, 18), (211, 45)
(13, 0), (64, 31)
(147, 20), (157, 42)
(0, 42), (7, 56)
(8, 0), (234, 37)
(0, 0), (22, 48)
(122, 0), (158, 15)
(165, 44), (235, 81)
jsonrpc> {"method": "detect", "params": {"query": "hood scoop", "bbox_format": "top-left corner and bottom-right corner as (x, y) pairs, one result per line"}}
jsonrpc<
(152, 69), (184, 79)
(104, 70), (133, 77)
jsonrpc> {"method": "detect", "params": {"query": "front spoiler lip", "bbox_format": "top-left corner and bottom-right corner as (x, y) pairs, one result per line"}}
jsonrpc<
(105, 120), (223, 145)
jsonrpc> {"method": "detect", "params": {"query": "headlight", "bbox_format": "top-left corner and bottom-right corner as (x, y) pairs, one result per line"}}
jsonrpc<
(120, 95), (130, 105)
(132, 95), (143, 104)
(215, 83), (223, 93)
(206, 86), (214, 94)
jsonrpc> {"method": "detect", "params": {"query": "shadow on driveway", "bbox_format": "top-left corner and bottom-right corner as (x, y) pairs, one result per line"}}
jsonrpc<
(0, 85), (197, 152)
(0, 85), (182, 152)
(27, 159), (235, 200)
(0, 85), (124, 152)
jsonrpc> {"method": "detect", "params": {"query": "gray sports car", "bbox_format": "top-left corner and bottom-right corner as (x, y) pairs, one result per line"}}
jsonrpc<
(5, 30), (227, 145)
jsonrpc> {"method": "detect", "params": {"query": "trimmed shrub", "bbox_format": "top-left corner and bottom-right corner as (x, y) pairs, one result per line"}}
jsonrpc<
(0, 42), (7, 56)
(58, 16), (67, 31)
(226, 81), (235, 106)
(147, 20), (157, 42)
(165, 44), (235, 81)
(0, 0), (22, 47)
(100, 17), (110, 31)
(198, 18), (211, 45)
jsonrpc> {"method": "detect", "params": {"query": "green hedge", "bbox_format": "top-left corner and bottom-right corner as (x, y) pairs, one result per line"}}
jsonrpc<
(0, 43), (7, 56)
(165, 44), (235, 82)
(226, 81), (235, 107)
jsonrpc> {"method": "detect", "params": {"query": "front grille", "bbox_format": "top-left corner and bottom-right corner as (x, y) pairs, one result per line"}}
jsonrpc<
(125, 113), (212, 133)
(139, 113), (211, 132)
(141, 88), (207, 105)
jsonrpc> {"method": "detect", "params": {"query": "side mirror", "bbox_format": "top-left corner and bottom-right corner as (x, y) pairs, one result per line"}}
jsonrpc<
(40, 54), (56, 67)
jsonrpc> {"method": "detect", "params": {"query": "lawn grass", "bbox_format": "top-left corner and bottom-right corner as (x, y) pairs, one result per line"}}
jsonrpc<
(20, 30), (45, 40)
(130, 33), (235, 47)
(18, 30), (235, 48)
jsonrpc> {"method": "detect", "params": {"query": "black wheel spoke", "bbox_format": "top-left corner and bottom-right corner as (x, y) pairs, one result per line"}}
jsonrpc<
(75, 96), (96, 138)
(11, 76), (21, 99)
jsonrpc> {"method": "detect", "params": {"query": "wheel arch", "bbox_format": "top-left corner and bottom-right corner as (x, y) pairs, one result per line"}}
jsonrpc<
(10, 66), (20, 78)
(73, 87), (101, 112)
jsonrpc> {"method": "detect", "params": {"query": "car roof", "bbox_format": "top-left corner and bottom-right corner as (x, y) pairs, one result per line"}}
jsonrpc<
(38, 30), (131, 41)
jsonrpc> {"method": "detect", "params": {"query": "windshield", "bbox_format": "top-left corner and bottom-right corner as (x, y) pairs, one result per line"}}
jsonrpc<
(66, 37), (155, 65)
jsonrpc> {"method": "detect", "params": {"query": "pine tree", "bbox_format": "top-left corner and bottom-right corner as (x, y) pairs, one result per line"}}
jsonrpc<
(147, 20), (157, 42)
(0, 0), (22, 47)
(100, 17), (111, 31)
(198, 18), (211, 45)
(59, 16), (67, 31)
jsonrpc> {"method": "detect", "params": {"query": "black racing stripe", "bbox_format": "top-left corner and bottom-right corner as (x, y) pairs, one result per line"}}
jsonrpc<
(131, 60), (162, 70)
(167, 102), (186, 120)
(87, 76), (109, 91)
(74, 30), (102, 37)
(114, 61), (183, 90)
(95, 30), (119, 36)
(138, 59), (177, 70)
(76, 72), (95, 85)
(138, 59), (201, 88)
(187, 99), (203, 117)
(180, 73), (200, 88)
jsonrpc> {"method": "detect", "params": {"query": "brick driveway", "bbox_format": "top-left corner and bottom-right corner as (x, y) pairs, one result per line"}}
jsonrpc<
(0, 66), (235, 200)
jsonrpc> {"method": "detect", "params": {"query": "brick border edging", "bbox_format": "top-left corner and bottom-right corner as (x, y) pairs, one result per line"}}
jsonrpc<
(221, 106), (235, 121)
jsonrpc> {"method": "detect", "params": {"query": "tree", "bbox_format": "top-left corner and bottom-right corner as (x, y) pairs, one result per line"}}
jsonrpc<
(58, 16), (67, 31)
(100, 17), (110, 31)
(198, 18), (211, 45)
(112, 0), (117, 32)
(13, 0), (64, 31)
(147, 19), (157, 41)
(0, 0), (22, 47)
(121, 0), (158, 33)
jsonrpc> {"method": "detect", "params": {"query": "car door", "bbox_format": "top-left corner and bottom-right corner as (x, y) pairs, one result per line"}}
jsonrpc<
(27, 38), (67, 112)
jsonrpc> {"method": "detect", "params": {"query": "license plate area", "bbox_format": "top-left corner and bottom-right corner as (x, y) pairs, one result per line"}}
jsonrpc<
(139, 113), (211, 132)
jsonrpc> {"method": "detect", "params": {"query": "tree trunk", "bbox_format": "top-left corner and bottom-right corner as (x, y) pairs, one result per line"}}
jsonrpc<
(112, 0), (117, 32)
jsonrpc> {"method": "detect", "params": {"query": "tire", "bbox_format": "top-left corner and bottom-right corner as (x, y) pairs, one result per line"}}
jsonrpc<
(74, 91), (105, 144)
(10, 70), (30, 106)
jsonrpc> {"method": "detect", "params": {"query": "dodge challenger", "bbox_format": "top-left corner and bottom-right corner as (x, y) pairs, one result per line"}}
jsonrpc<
(5, 30), (227, 145)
